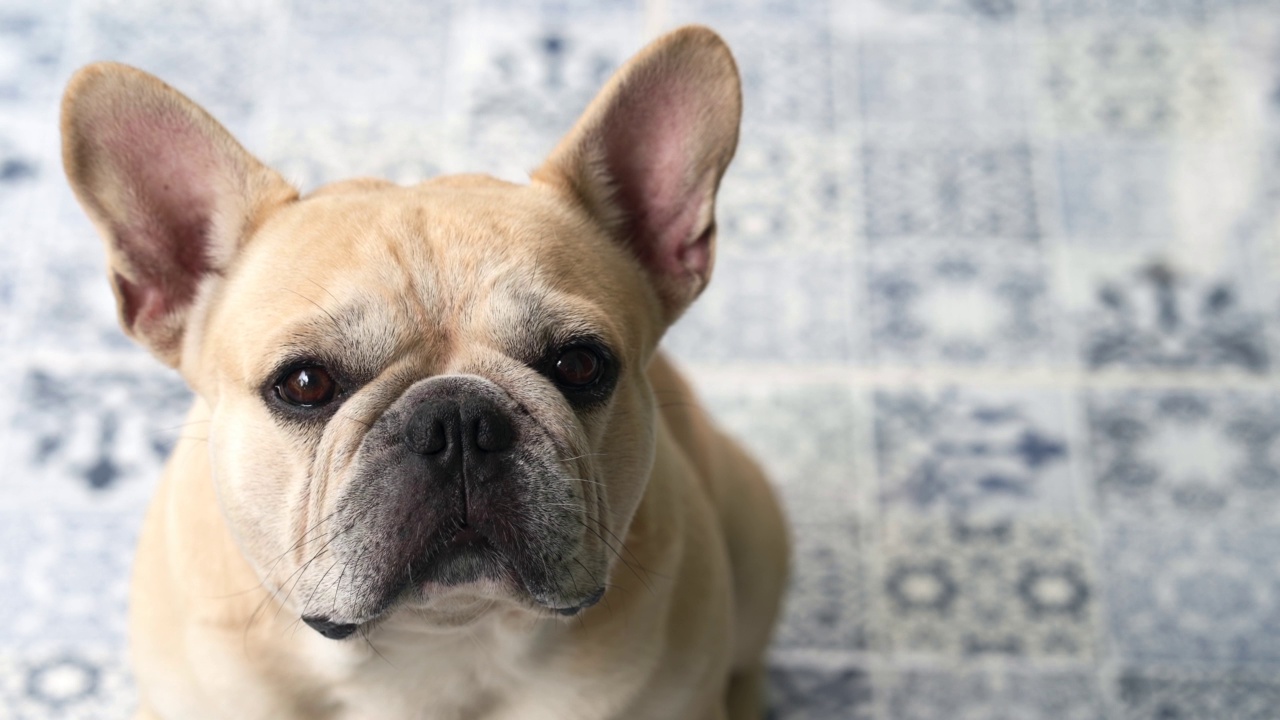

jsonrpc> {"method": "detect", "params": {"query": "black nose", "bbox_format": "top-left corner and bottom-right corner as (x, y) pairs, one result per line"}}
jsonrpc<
(402, 392), (516, 456)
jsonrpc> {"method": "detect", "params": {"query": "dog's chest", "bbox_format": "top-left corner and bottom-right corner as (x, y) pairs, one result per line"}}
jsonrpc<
(320, 627), (532, 719)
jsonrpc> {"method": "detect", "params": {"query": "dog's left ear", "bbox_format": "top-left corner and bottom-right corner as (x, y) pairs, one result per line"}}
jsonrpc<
(533, 25), (742, 323)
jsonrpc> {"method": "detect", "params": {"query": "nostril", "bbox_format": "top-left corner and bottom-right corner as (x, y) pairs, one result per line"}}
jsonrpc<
(405, 416), (448, 455)
(422, 420), (447, 454)
(474, 414), (514, 453)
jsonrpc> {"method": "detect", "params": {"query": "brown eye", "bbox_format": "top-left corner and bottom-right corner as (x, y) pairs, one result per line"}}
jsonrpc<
(555, 347), (603, 388)
(277, 366), (337, 407)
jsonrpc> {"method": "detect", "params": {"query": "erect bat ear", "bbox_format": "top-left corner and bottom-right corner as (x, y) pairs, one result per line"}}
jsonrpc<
(533, 25), (742, 324)
(61, 62), (297, 367)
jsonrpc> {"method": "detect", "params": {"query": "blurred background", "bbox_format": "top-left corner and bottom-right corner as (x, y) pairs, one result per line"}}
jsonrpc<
(3, 0), (1280, 717)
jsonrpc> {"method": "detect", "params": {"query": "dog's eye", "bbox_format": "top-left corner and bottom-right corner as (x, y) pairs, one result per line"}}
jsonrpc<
(277, 366), (337, 407)
(554, 347), (603, 388)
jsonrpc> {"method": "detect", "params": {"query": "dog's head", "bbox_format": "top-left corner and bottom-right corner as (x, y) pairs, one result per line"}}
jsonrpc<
(60, 27), (740, 636)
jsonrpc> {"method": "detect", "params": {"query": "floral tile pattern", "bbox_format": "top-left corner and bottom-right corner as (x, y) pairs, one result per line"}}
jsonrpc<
(6, 0), (1280, 717)
(1087, 389), (1280, 524)
(882, 669), (1103, 720)
(867, 250), (1054, 366)
(875, 387), (1074, 517)
(1105, 525), (1280, 666)
(877, 520), (1096, 658)
(1116, 670), (1280, 720)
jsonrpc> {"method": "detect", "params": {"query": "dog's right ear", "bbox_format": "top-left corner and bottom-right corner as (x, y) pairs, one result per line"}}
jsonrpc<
(61, 62), (297, 367)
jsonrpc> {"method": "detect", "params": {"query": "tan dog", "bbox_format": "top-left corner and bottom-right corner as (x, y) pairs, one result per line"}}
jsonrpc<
(60, 26), (788, 720)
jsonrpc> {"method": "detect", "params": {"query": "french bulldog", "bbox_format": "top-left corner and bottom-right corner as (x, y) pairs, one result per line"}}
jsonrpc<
(60, 25), (789, 720)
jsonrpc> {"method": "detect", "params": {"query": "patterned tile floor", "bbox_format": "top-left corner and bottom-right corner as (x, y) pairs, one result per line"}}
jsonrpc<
(2, 0), (1280, 717)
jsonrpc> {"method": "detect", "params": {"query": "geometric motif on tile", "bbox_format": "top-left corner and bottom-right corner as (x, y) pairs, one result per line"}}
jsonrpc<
(0, 0), (65, 107)
(862, 143), (1038, 242)
(1087, 390), (1280, 523)
(666, 252), (857, 364)
(879, 520), (1095, 658)
(1105, 525), (1280, 666)
(885, 669), (1103, 720)
(275, 11), (452, 128)
(0, 512), (137, 645)
(696, 381), (858, 524)
(1056, 142), (1172, 241)
(859, 39), (1027, 130)
(1117, 670), (1280, 720)
(875, 387), (1071, 517)
(12, 366), (190, 495)
(865, 0), (1024, 21)
(719, 22), (835, 131)
(768, 665), (873, 720)
(0, 646), (134, 720)
(266, 123), (462, 192)
(1040, 0), (1232, 25)
(78, 0), (270, 124)
(461, 18), (638, 176)
(775, 522), (865, 651)
(16, 223), (139, 353)
(718, 131), (856, 254)
(868, 252), (1051, 366)
(1040, 29), (1230, 137)
(1083, 263), (1268, 372)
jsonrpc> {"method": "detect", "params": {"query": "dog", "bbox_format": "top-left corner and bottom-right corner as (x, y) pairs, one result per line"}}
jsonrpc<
(60, 25), (789, 720)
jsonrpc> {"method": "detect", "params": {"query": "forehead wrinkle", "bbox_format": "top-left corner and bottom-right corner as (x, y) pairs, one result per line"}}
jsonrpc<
(376, 210), (453, 357)
(265, 298), (401, 376)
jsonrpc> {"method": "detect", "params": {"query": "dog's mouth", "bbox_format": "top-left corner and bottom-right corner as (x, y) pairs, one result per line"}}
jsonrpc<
(300, 514), (605, 640)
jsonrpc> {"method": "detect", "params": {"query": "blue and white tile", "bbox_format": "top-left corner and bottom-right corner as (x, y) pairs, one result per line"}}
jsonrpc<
(672, 18), (837, 133)
(866, 250), (1055, 366)
(857, 35), (1030, 132)
(666, 252), (860, 365)
(1087, 389), (1280, 524)
(68, 0), (279, 131)
(883, 668), (1104, 720)
(775, 522), (867, 652)
(768, 663), (873, 720)
(838, 0), (1029, 31)
(693, 379), (861, 524)
(671, 0), (831, 22)
(0, 645), (134, 720)
(4, 360), (190, 512)
(1055, 140), (1173, 244)
(272, 0), (452, 128)
(455, 9), (644, 181)
(862, 140), (1041, 244)
(1115, 669), (1280, 720)
(876, 519), (1096, 658)
(875, 386), (1075, 518)
(0, 0), (69, 109)
(1104, 524), (1280, 666)
(670, 378), (867, 650)
(1037, 0), (1238, 25)
(8, 185), (144, 355)
(1036, 26), (1236, 138)
(1060, 254), (1270, 373)
(0, 511), (138, 646)
(264, 122), (469, 192)
(717, 131), (858, 255)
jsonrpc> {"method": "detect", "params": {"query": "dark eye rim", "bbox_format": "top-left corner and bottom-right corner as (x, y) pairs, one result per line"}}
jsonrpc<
(275, 365), (338, 407)
(261, 358), (350, 418)
(554, 345), (606, 389)
(540, 338), (618, 407)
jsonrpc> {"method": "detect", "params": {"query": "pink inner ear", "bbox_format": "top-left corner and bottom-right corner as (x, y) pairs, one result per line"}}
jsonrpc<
(602, 74), (712, 284)
(98, 107), (222, 332)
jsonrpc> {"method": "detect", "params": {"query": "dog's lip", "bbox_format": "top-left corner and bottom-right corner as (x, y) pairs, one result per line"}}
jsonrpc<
(450, 525), (484, 546)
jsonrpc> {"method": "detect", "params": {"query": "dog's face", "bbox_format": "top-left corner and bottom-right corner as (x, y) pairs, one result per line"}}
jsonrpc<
(61, 27), (740, 636)
(200, 178), (663, 632)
